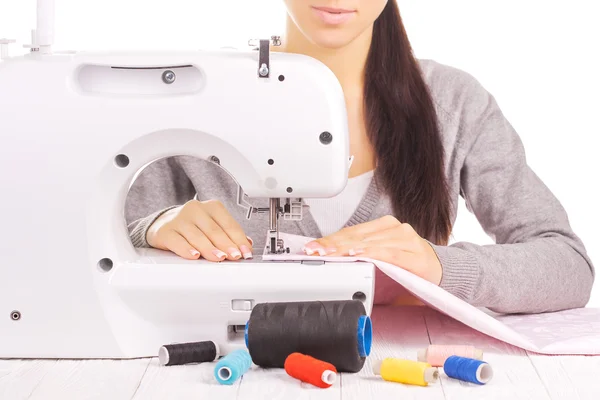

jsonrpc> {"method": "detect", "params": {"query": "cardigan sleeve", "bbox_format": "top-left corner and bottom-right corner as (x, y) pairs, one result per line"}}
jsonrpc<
(125, 156), (196, 247)
(430, 72), (595, 314)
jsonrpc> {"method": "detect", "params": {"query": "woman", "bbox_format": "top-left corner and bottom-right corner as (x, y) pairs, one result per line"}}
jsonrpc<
(125, 0), (594, 314)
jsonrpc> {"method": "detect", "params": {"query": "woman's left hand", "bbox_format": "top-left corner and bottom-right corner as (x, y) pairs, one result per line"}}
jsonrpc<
(302, 215), (443, 286)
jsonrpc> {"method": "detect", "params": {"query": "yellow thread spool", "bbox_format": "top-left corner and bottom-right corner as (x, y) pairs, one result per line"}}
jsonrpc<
(372, 358), (438, 386)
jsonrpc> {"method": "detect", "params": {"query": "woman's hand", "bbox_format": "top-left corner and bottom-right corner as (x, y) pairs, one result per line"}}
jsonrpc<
(146, 199), (253, 262)
(302, 216), (443, 285)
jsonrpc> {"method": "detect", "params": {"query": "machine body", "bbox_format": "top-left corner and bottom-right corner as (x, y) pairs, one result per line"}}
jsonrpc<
(0, 2), (375, 359)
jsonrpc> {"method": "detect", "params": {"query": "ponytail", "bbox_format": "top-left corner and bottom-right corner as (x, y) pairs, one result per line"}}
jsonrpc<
(364, 1), (452, 244)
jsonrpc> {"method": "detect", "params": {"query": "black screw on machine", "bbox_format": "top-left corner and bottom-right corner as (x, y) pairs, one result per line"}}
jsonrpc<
(319, 131), (333, 145)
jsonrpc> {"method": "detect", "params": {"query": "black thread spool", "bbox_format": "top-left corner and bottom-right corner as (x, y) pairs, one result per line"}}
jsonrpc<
(158, 340), (219, 366)
(244, 300), (372, 372)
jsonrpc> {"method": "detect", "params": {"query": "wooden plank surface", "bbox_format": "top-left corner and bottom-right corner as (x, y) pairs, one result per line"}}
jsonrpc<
(1, 305), (599, 399)
(235, 363), (341, 400)
(0, 359), (57, 400)
(341, 306), (445, 400)
(422, 306), (552, 400)
(526, 354), (600, 400)
(28, 359), (150, 400)
(132, 358), (240, 400)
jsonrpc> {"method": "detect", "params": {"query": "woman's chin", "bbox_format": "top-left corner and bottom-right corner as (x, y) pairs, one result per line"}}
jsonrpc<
(306, 30), (358, 49)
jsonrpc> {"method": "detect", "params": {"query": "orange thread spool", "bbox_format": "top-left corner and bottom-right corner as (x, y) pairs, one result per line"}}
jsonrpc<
(284, 353), (338, 388)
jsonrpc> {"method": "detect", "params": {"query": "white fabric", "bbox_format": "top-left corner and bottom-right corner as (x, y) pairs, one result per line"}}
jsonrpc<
(304, 170), (374, 236)
(264, 232), (600, 355)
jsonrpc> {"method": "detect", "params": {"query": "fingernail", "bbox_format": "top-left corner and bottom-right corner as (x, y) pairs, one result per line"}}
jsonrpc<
(228, 248), (242, 259)
(302, 246), (315, 255)
(240, 245), (253, 259)
(348, 249), (364, 256)
(246, 236), (254, 246)
(212, 249), (227, 259)
(317, 248), (327, 256)
(190, 249), (200, 257)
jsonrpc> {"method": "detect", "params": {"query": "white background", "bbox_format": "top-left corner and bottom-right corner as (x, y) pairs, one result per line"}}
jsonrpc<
(2, 0), (599, 306)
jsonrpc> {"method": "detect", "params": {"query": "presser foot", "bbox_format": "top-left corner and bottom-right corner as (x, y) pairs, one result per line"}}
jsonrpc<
(266, 233), (290, 255)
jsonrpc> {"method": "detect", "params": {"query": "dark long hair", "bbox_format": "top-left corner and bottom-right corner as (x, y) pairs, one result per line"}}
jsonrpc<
(364, 1), (452, 245)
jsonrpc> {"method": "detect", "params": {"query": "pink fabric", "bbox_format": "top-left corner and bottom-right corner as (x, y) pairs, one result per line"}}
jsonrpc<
(264, 232), (600, 355)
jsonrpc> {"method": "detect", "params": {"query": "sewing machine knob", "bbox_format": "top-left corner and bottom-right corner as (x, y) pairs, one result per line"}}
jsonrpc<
(162, 70), (176, 84)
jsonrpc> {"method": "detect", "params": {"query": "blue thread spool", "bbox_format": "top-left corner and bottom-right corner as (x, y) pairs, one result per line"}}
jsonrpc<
(443, 355), (493, 385)
(214, 349), (252, 385)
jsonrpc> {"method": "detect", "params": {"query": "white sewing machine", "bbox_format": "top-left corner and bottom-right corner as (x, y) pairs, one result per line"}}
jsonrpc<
(0, 0), (375, 359)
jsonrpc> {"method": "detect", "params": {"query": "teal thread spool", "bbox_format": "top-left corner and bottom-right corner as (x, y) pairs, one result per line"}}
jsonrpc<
(214, 349), (252, 385)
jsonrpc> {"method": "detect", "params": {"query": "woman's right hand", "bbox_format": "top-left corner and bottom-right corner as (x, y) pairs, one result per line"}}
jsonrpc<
(146, 199), (253, 262)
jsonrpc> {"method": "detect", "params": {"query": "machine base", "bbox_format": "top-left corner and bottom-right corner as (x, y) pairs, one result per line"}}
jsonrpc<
(2, 250), (375, 359)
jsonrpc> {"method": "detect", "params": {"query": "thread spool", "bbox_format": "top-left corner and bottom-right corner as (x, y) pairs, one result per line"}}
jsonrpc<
(214, 349), (253, 385)
(417, 345), (483, 367)
(158, 341), (219, 366)
(372, 358), (438, 387)
(443, 355), (493, 385)
(244, 300), (372, 372)
(284, 353), (337, 388)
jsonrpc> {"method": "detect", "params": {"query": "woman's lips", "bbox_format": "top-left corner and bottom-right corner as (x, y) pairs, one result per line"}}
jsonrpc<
(311, 6), (357, 25)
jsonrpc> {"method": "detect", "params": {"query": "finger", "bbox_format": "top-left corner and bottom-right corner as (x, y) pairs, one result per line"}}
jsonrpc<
(361, 225), (421, 250)
(303, 236), (360, 254)
(318, 240), (382, 257)
(302, 238), (377, 257)
(161, 230), (203, 260)
(304, 215), (401, 251)
(327, 225), (417, 254)
(333, 215), (401, 237)
(320, 238), (416, 258)
(304, 224), (416, 255)
(202, 200), (253, 258)
(188, 206), (243, 260)
(176, 222), (230, 262)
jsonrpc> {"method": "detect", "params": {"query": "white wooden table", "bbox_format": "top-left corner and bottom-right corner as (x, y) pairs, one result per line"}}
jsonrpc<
(2, 305), (599, 399)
